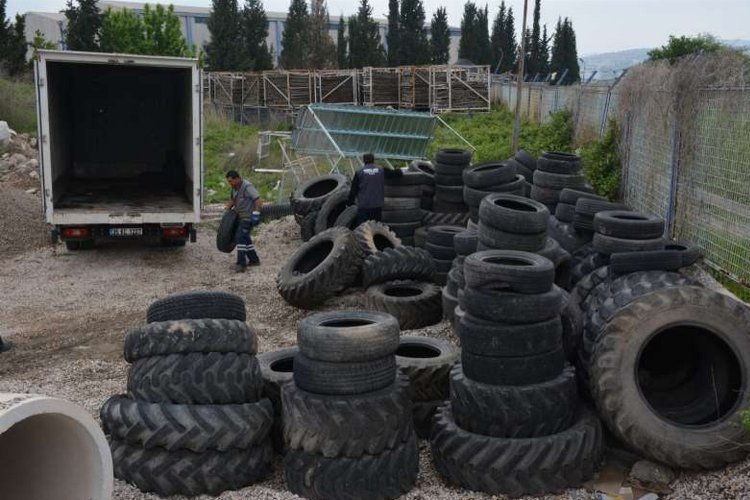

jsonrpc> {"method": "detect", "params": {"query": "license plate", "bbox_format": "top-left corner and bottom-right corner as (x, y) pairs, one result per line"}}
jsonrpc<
(109, 227), (143, 237)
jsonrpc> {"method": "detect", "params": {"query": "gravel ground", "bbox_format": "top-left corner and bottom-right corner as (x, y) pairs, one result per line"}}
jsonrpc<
(0, 186), (47, 259)
(0, 202), (749, 499)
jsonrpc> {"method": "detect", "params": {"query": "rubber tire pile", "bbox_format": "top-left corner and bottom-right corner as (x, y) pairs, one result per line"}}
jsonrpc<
(290, 173), (353, 241)
(100, 291), (273, 497)
(432, 148), (472, 213)
(432, 250), (604, 496)
(530, 151), (587, 214)
(424, 225), (465, 285)
(283, 311), (419, 500)
(462, 160), (526, 222)
(383, 170), (432, 245)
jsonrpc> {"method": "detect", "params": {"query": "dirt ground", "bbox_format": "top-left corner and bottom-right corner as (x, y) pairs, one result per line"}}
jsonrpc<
(0, 186), (748, 499)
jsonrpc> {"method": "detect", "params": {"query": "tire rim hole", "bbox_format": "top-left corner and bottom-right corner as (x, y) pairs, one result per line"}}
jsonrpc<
(638, 325), (742, 427)
(612, 214), (649, 221)
(294, 240), (334, 274)
(474, 165), (500, 173)
(270, 358), (294, 372)
(483, 256), (534, 267)
(492, 199), (536, 212)
(320, 319), (376, 328)
(397, 344), (440, 358)
(303, 179), (338, 198)
(373, 234), (395, 251)
(384, 287), (422, 297)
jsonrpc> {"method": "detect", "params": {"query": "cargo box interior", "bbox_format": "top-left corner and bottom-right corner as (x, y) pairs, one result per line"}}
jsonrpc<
(45, 62), (195, 214)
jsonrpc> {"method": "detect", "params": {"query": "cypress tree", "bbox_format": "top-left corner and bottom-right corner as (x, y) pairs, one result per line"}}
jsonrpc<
(527, 0), (541, 75)
(549, 17), (563, 80)
(279, 0), (310, 69)
(399, 0), (430, 65)
(430, 7), (450, 64)
(308, 0), (336, 68)
(539, 24), (550, 75)
(4, 14), (27, 76)
(501, 6), (516, 72)
(0, 0), (9, 59)
(337, 15), (348, 68)
(386, 0), (399, 65)
(476, 4), (491, 65)
(490, 1), (505, 71)
(458, 2), (478, 63)
(241, 0), (273, 70)
(348, 0), (384, 68)
(64, 0), (102, 51)
(563, 18), (580, 83)
(206, 0), (242, 70)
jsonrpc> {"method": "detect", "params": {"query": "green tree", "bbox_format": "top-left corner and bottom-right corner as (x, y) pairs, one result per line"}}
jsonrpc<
(527, 0), (541, 75)
(30, 29), (58, 61)
(648, 34), (725, 63)
(501, 5), (517, 72)
(550, 17), (579, 84)
(308, 0), (335, 68)
(386, 0), (399, 65)
(539, 24), (550, 75)
(348, 0), (384, 68)
(459, 2), (478, 62)
(241, 0), (273, 70)
(142, 4), (191, 56)
(279, 0), (309, 69)
(64, 0), (101, 51)
(490, 1), (505, 71)
(4, 14), (27, 76)
(476, 4), (490, 65)
(399, 0), (429, 65)
(430, 7), (450, 64)
(337, 16), (348, 68)
(206, 0), (243, 70)
(99, 7), (143, 54)
(0, 0), (9, 60)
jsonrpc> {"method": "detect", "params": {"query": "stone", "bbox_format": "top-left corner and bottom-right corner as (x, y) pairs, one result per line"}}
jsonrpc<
(29, 170), (39, 180)
(0, 121), (9, 147)
(20, 159), (38, 173)
(8, 153), (26, 167)
(25, 188), (38, 195)
(625, 460), (676, 495)
(29, 137), (38, 148)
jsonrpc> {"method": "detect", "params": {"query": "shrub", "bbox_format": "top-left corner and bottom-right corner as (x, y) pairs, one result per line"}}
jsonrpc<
(579, 119), (621, 200)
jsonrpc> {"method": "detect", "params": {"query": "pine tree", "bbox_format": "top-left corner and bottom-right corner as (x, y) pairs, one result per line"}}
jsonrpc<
(280, 0), (310, 69)
(308, 0), (336, 68)
(206, 0), (243, 70)
(386, 0), (399, 65)
(550, 17), (579, 85)
(476, 4), (491, 65)
(527, 0), (541, 75)
(490, 1), (505, 71)
(241, 0), (273, 70)
(564, 18), (580, 83)
(539, 24), (549, 75)
(337, 15), (348, 68)
(64, 0), (102, 51)
(501, 6), (516, 72)
(348, 0), (384, 68)
(4, 14), (27, 76)
(30, 29), (57, 61)
(459, 2), (478, 63)
(0, 0), (9, 59)
(430, 7), (450, 64)
(399, 0), (429, 65)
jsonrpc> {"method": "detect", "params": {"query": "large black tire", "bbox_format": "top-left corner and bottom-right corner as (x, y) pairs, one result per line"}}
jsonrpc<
(258, 347), (297, 453)
(386, 170), (430, 186)
(592, 233), (664, 255)
(514, 149), (537, 170)
(590, 286), (750, 469)
(110, 437), (272, 497)
(422, 211), (470, 227)
(300, 210), (318, 241)
(462, 161), (516, 188)
(408, 160), (436, 178)
(530, 185), (562, 205)
(284, 433), (418, 500)
(277, 227), (361, 309)
(436, 148), (472, 166)
(395, 336), (459, 401)
(478, 193), (549, 234)
(124, 319), (257, 362)
(453, 229), (478, 256)
(292, 174), (350, 216)
(384, 185), (423, 197)
(127, 352), (263, 404)
(386, 221), (421, 238)
(533, 170), (586, 190)
(575, 198), (629, 218)
(426, 225), (465, 247)
(554, 202), (576, 222)
(593, 210), (664, 239)
(559, 188), (605, 205)
(431, 406), (603, 497)
(434, 173), (464, 186)
(361, 246), (436, 287)
(609, 249), (684, 275)
(101, 395), (273, 452)
(314, 190), (350, 234)
(146, 291), (246, 323)
(537, 151), (582, 174)
(333, 205), (359, 230)
(460, 285), (562, 323)
(282, 373), (412, 458)
(216, 210), (239, 253)
(665, 240), (702, 267)
(478, 223), (547, 252)
(442, 287), (458, 322)
(354, 221), (401, 255)
(463, 180), (527, 208)
(383, 197), (421, 210)
(560, 289), (583, 361)
(463, 250), (554, 294)
(457, 315), (562, 357)
(413, 400), (443, 439)
(293, 354), (396, 395)
(424, 241), (456, 260)
(435, 185), (465, 203)
(297, 310), (400, 363)
(462, 348), (565, 386)
(449, 364), (577, 438)
(381, 208), (423, 223)
(570, 266), (611, 309)
(365, 280), (442, 330)
(570, 252), (609, 285)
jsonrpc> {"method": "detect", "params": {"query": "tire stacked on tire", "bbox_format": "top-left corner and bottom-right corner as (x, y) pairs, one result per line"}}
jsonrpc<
(549, 188), (605, 254)
(443, 229), (477, 323)
(102, 292), (273, 497)
(396, 336), (459, 438)
(433, 250), (604, 496)
(531, 152), (587, 214)
(407, 160), (436, 210)
(283, 311), (419, 500)
(290, 174), (351, 241)
(433, 148), (472, 213)
(513, 149), (537, 187)
(258, 346), (299, 453)
(383, 171), (430, 246)
(425, 225), (464, 286)
(462, 161), (526, 222)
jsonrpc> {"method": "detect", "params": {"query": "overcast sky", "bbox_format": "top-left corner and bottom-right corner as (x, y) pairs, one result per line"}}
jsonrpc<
(8, 0), (750, 55)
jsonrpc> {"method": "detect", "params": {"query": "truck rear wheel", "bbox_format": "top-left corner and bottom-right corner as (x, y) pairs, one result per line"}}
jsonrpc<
(65, 240), (94, 251)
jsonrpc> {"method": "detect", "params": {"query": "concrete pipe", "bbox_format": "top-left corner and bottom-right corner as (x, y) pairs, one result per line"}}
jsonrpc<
(0, 393), (113, 500)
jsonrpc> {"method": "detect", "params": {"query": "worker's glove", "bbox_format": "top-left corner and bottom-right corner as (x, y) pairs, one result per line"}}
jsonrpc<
(251, 211), (261, 226)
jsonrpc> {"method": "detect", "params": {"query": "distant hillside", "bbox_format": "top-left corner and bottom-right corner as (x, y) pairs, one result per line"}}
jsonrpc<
(583, 39), (750, 80)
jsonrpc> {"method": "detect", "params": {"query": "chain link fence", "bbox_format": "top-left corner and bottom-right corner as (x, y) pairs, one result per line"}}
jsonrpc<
(491, 81), (750, 286)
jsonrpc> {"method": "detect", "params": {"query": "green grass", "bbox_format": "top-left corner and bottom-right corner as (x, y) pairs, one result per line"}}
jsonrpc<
(0, 78), (37, 134)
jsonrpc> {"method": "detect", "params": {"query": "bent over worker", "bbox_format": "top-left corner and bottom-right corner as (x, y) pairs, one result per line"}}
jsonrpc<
(347, 153), (402, 225)
(225, 170), (262, 272)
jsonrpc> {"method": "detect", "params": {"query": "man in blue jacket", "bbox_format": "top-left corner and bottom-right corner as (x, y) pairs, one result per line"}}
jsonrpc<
(347, 153), (402, 225)
(225, 170), (262, 272)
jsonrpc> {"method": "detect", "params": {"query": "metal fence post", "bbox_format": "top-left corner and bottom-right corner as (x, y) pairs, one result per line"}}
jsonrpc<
(665, 113), (681, 238)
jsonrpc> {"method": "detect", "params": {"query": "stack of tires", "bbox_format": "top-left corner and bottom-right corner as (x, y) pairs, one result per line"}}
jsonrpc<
(101, 291), (273, 497)
(425, 225), (464, 285)
(531, 152), (586, 214)
(258, 346), (298, 453)
(433, 148), (472, 213)
(477, 193), (549, 252)
(283, 311), (419, 499)
(442, 229), (477, 323)
(407, 160), (436, 210)
(512, 149), (537, 186)
(462, 160), (526, 222)
(395, 336), (460, 438)
(383, 170), (431, 245)
(433, 250), (603, 496)
(277, 227), (362, 309)
(548, 188), (605, 254)
(290, 174), (352, 241)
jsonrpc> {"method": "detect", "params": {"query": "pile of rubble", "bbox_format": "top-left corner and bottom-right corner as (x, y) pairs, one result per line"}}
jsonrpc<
(0, 121), (40, 191)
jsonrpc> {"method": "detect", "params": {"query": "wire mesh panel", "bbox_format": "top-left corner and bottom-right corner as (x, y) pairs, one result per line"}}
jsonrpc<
(673, 90), (750, 284)
(316, 70), (358, 105)
(575, 86), (609, 142)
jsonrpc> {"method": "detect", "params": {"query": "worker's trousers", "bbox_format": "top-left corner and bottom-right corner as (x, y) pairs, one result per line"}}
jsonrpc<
(236, 219), (260, 266)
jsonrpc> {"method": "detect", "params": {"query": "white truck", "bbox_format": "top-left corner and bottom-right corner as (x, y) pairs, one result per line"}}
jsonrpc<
(34, 50), (202, 249)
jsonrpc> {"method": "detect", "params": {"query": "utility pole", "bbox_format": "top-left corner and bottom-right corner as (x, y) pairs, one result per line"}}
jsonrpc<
(511, 0), (529, 153)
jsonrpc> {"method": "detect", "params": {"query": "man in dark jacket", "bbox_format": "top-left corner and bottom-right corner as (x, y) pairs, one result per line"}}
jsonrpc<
(225, 170), (262, 272)
(347, 153), (402, 225)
